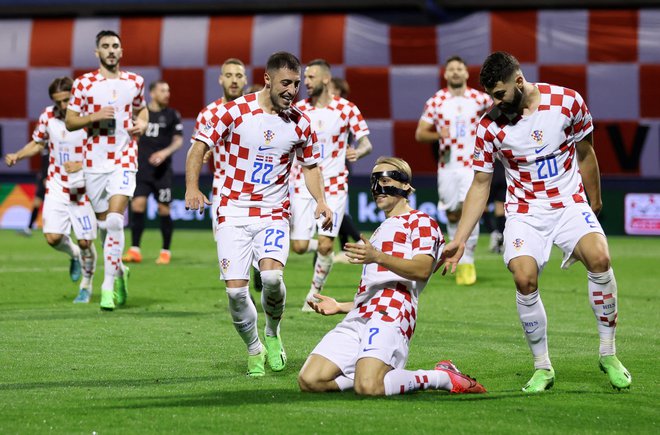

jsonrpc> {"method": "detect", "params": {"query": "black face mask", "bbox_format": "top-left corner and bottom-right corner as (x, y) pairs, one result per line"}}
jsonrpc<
(370, 170), (410, 200)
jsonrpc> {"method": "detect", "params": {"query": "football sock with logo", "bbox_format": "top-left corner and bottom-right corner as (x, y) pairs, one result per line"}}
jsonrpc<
(587, 268), (618, 356)
(516, 290), (552, 370)
(226, 286), (261, 354)
(461, 222), (480, 264)
(311, 252), (333, 291)
(102, 213), (124, 291)
(131, 211), (145, 247)
(383, 369), (451, 395)
(160, 215), (173, 250)
(261, 270), (286, 337)
(80, 243), (97, 289)
(53, 235), (79, 259)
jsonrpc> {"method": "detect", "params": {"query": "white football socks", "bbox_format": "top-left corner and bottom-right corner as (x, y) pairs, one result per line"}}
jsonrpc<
(80, 243), (97, 290)
(588, 268), (618, 356)
(516, 290), (552, 370)
(383, 369), (451, 395)
(311, 252), (333, 292)
(461, 222), (480, 264)
(261, 270), (286, 337)
(53, 235), (79, 259)
(226, 286), (261, 355)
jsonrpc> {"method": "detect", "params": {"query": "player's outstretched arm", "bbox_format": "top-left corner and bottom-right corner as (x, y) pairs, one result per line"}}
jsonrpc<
(575, 133), (602, 215)
(307, 293), (354, 315)
(4, 141), (44, 167)
(302, 164), (333, 231)
(441, 170), (492, 275)
(346, 235), (435, 281)
(184, 140), (211, 214)
(65, 107), (114, 131)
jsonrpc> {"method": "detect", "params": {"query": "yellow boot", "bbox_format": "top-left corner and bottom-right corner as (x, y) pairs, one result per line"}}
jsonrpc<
(456, 263), (477, 286)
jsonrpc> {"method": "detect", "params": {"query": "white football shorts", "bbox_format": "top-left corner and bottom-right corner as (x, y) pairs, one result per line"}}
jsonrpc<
(290, 192), (346, 239)
(436, 167), (474, 212)
(216, 221), (290, 281)
(84, 167), (136, 213)
(42, 187), (97, 240)
(503, 202), (606, 271)
(310, 316), (409, 379)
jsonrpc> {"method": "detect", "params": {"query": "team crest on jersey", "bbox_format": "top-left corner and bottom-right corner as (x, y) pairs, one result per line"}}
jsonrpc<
(512, 238), (524, 250)
(531, 130), (543, 145)
(264, 130), (275, 144)
(220, 258), (231, 273)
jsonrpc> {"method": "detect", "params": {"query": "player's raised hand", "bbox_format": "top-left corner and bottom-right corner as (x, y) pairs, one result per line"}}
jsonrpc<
(93, 106), (115, 121)
(184, 188), (211, 214)
(4, 153), (19, 167)
(307, 293), (341, 316)
(345, 234), (379, 265)
(63, 161), (82, 173)
(128, 117), (148, 137)
(315, 202), (333, 231)
(439, 240), (465, 275)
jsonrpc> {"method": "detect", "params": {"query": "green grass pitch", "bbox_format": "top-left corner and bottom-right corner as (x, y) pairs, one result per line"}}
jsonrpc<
(1, 228), (658, 433)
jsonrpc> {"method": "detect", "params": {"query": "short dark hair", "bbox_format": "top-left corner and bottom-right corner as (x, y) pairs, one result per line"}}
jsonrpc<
(307, 58), (331, 71)
(445, 55), (466, 67)
(48, 76), (73, 97)
(223, 58), (245, 68)
(330, 77), (350, 99)
(149, 80), (168, 92)
(479, 51), (520, 90)
(266, 51), (301, 74)
(95, 30), (121, 47)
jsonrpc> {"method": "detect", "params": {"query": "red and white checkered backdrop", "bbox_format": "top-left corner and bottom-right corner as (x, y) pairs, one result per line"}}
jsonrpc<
(1, 9), (659, 178)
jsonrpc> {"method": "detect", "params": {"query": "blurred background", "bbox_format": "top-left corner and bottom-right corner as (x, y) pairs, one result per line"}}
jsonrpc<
(1, 0), (658, 235)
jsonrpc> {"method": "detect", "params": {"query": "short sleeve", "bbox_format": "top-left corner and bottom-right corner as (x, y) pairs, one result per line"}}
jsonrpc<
(472, 116), (496, 173)
(571, 90), (593, 143)
(409, 213), (442, 258)
(32, 109), (50, 143)
(68, 77), (85, 114)
(347, 102), (370, 141)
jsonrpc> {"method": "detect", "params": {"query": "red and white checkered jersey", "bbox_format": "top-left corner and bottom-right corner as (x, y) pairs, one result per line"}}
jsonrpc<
(192, 97), (227, 198)
(194, 93), (321, 226)
(473, 83), (594, 214)
(291, 96), (369, 198)
(33, 106), (88, 204)
(345, 210), (443, 341)
(69, 69), (146, 173)
(421, 87), (491, 170)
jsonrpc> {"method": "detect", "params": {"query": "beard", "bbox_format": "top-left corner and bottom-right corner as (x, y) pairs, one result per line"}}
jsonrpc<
(447, 78), (465, 89)
(270, 88), (291, 112)
(499, 86), (523, 114)
(100, 56), (119, 71)
(307, 83), (323, 98)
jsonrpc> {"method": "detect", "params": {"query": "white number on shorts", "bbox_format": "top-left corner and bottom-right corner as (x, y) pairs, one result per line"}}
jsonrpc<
(264, 228), (285, 250)
(158, 188), (171, 203)
(251, 162), (274, 185)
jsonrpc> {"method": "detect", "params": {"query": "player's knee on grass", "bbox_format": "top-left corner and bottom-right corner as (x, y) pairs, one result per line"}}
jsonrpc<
(354, 374), (385, 396)
(260, 270), (283, 292)
(291, 240), (308, 255)
(105, 212), (124, 232)
(297, 369), (318, 392)
(44, 233), (63, 246)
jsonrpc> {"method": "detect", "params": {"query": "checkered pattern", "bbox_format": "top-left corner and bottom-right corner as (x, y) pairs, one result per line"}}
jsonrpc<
(1, 10), (659, 179)
(69, 69), (145, 173)
(421, 88), (491, 169)
(194, 93), (320, 226)
(473, 83), (593, 214)
(592, 290), (617, 327)
(292, 96), (370, 197)
(33, 105), (89, 205)
(192, 97), (227, 197)
(352, 209), (442, 341)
